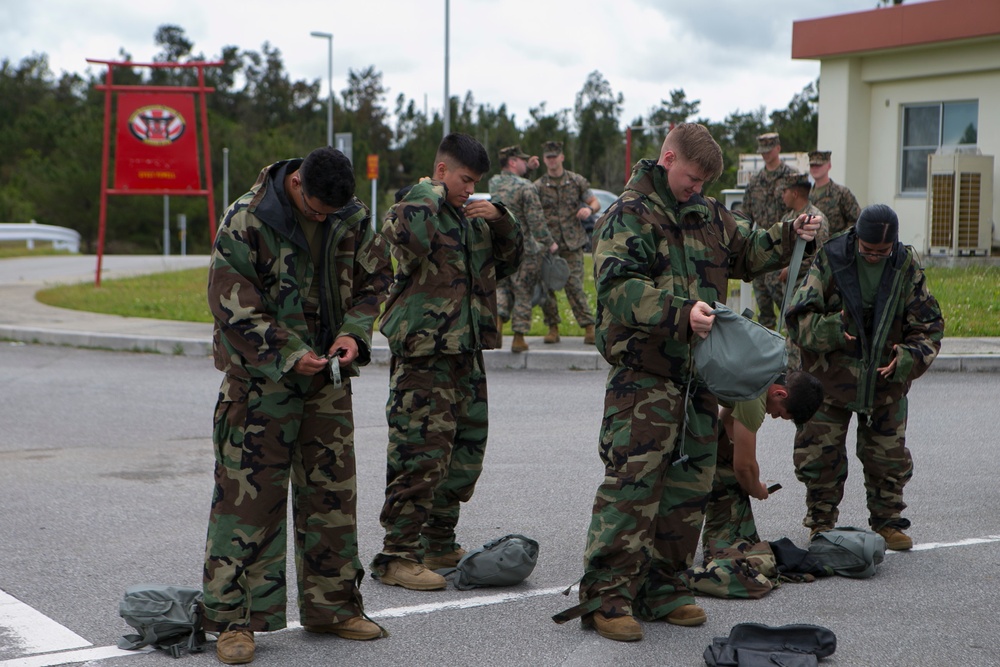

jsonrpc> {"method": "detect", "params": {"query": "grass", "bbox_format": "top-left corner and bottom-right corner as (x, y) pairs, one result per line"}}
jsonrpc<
(25, 255), (1000, 338)
(0, 241), (74, 259)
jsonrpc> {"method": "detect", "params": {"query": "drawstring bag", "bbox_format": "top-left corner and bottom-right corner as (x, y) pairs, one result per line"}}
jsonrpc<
(447, 534), (539, 590)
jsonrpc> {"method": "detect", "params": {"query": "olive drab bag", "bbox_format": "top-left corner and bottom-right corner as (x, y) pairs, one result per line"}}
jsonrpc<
(449, 534), (539, 590)
(118, 584), (205, 658)
(692, 302), (787, 402)
(531, 254), (570, 306)
(807, 527), (886, 579)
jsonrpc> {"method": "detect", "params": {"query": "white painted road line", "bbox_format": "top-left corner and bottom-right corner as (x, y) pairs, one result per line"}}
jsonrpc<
(0, 590), (90, 655)
(0, 646), (151, 667)
(3, 534), (1000, 666)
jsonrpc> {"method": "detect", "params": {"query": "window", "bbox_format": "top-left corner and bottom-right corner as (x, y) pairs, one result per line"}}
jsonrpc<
(900, 101), (978, 193)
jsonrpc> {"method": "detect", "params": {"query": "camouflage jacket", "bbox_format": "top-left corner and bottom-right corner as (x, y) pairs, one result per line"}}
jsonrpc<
(489, 171), (553, 255)
(743, 162), (796, 230)
(380, 178), (523, 357)
(534, 169), (592, 251)
(809, 180), (861, 236)
(785, 229), (944, 413)
(593, 159), (813, 381)
(209, 159), (392, 383)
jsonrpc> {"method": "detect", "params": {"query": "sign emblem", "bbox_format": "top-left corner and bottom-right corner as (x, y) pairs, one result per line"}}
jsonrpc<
(127, 105), (186, 145)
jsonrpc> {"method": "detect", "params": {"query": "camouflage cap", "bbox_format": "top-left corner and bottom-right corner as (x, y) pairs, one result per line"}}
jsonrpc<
(542, 140), (563, 157)
(782, 173), (812, 190)
(756, 132), (780, 153)
(808, 150), (832, 166)
(499, 145), (530, 161)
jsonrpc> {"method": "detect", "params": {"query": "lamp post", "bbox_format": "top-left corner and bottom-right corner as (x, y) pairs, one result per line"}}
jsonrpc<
(310, 31), (333, 147)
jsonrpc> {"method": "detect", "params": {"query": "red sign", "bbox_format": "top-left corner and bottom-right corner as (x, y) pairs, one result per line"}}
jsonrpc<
(114, 92), (201, 191)
(366, 154), (379, 180)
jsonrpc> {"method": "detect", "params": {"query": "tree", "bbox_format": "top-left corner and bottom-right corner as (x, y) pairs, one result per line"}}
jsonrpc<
(572, 71), (624, 190)
(768, 80), (818, 153)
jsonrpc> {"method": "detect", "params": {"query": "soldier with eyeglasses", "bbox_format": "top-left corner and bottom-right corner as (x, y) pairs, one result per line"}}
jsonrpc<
(785, 204), (944, 553)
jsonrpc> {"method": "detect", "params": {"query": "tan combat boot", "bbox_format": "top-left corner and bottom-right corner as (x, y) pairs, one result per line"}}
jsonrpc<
(877, 526), (913, 551)
(583, 324), (596, 345)
(378, 559), (447, 590)
(216, 628), (255, 664)
(543, 325), (560, 344)
(665, 603), (707, 626)
(511, 333), (529, 353)
(423, 547), (467, 570)
(591, 612), (643, 642)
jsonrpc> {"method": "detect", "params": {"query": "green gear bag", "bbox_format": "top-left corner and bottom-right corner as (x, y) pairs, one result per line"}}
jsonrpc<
(117, 584), (205, 658)
(807, 527), (886, 579)
(451, 534), (539, 590)
(692, 302), (787, 402)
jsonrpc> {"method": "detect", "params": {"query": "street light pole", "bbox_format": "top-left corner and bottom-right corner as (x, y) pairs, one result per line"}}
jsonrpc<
(310, 31), (333, 147)
(443, 0), (450, 138)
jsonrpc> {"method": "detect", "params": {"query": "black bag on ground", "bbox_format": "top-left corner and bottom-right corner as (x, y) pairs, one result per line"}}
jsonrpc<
(704, 623), (837, 667)
(118, 584), (205, 658)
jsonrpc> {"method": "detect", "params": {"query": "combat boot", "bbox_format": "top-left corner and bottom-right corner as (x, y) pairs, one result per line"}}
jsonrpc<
(877, 527), (913, 551)
(543, 325), (560, 344)
(583, 324), (596, 345)
(511, 333), (529, 353)
(216, 628), (254, 664)
(665, 604), (707, 627)
(378, 559), (447, 590)
(423, 548), (467, 570)
(496, 316), (504, 346)
(591, 612), (643, 642)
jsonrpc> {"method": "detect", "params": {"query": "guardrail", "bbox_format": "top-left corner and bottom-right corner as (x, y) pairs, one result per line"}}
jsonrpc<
(0, 221), (80, 253)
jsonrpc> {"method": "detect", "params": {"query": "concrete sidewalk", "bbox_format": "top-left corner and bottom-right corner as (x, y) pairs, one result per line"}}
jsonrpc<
(1, 255), (997, 372)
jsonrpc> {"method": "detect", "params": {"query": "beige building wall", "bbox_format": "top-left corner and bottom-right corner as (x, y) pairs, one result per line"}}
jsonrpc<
(816, 40), (1000, 250)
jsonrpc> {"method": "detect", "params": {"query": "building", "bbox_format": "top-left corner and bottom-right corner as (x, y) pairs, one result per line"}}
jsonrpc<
(792, 0), (1000, 253)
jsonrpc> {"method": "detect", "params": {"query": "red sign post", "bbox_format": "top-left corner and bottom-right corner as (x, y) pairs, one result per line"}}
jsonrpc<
(89, 59), (222, 286)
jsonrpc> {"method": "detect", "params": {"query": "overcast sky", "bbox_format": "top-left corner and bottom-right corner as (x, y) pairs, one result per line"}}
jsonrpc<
(2, 0), (926, 130)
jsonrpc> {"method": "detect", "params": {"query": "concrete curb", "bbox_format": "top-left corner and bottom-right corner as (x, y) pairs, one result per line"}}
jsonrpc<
(2, 324), (997, 372)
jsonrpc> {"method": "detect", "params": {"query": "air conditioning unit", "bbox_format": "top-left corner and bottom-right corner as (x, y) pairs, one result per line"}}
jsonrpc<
(925, 153), (993, 257)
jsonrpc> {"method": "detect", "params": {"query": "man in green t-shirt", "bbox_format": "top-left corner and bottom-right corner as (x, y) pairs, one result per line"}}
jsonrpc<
(701, 371), (824, 552)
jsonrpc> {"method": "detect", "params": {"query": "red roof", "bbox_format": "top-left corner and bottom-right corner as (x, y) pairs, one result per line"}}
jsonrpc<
(792, 0), (1000, 60)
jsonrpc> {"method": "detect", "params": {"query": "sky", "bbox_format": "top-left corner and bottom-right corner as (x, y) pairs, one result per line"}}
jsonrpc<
(1, 0), (927, 131)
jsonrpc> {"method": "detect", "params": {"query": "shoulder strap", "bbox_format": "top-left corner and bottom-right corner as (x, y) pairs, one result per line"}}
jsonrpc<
(778, 236), (807, 333)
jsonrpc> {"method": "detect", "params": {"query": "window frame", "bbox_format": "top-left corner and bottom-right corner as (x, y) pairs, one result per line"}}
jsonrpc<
(899, 100), (979, 196)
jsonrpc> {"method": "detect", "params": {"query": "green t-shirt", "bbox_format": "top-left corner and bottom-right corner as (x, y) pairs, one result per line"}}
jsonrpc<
(857, 254), (887, 308)
(731, 392), (767, 434)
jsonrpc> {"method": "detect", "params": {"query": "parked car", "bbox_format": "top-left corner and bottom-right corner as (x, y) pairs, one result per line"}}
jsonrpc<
(582, 188), (620, 250)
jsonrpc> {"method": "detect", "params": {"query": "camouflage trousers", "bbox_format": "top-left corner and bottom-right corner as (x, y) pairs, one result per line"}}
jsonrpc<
(373, 352), (488, 569)
(752, 271), (784, 329)
(541, 247), (595, 328)
(793, 397), (913, 532)
(701, 426), (760, 553)
(497, 251), (542, 334)
(555, 368), (719, 624)
(203, 372), (364, 633)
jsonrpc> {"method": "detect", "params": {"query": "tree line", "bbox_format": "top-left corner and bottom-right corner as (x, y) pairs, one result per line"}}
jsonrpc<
(0, 25), (818, 254)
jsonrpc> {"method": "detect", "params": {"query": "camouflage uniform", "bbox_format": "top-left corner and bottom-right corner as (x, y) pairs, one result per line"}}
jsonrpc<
(489, 171), (554, 334)
(373, 179), (523, 569)
(743, 161), (797, 328)
(701, 394), (767, 553)
(203, 159), (392, 633)
(810, 180), (861, 236)
(534, 169), (596, 327)
(553, 159), (811, 625)
(785, 229), (944, 533)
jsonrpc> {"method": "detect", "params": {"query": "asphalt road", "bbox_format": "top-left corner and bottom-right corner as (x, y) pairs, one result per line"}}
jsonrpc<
(1, 344), (999, 666)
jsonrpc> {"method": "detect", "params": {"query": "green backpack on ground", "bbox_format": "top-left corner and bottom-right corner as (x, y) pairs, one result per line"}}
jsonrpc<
(450, 534), (540, 590)
(118, 584), (205, 658)
(807, 527), (886, 579)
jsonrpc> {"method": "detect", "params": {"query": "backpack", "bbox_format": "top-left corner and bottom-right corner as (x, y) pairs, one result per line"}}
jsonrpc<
(532, 254), (570, 306)
(118, 584), (205, 658)
(807, 527), (886, 579)
(450, 534), (539, 590)
(692, 302), (787, 402)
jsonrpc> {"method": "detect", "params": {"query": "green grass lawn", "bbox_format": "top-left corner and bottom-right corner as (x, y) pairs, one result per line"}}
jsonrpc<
(31, 256), (1000, 337)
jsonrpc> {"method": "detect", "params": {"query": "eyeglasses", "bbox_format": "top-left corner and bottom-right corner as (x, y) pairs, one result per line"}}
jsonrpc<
(300, 187), (327, 220)
(857, 240), (893, 259)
